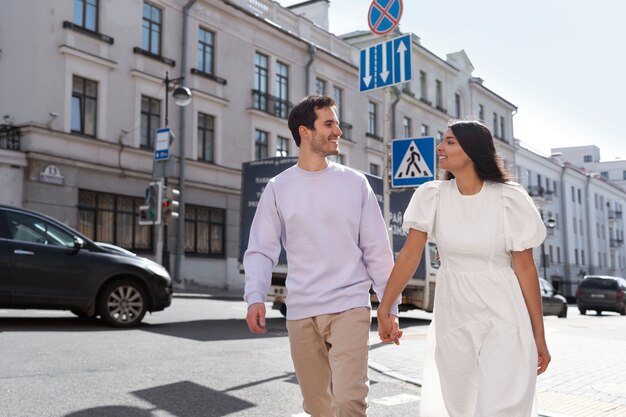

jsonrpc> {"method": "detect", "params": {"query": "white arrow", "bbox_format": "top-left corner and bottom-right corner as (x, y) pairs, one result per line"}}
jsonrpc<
(362, 48), (372, 87)
(380, 41), (389, 83)
(396, 40), (407, 82)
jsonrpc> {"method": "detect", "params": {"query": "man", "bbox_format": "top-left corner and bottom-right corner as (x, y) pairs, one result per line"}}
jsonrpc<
(244, 95), (401, 417)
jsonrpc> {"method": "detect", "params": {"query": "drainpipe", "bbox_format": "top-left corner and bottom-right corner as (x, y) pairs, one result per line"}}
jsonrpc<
(585, 174), (593, 275)
(174, 0), (197, 287)
(305, 44), (316, 95)
(390, 86), (400, 138)
(559, 166), (571, 297)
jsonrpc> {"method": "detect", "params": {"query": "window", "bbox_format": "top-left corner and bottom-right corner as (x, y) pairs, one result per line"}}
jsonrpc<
(478, 104), (484, 121)
(403, 117), (411, 138)
(78, 190), (151, 251)
(601, 171), (609, 179)
(549, 245), (554, 263)
(557, 247), (561, 263)
(437, 131), (444, 143)
(455, 93), (461, 118)
(493, 112), (499, 137)
(584, 155), (592, 163)
(623, 170), (626, 180)
(575, 249), (579, 265)
(6, 211), (75, 248)
(329, 154), (344, 164)
(197, 28), (214, 75)
(553, 180), (557, 197)
(369, 163), (380, 176)
(500, 116), (505, 140)
(276, 136), (289, 157)
(142, 2), (162, 55)
(332, 86), (343, 120)
(578, 188), (582, 204)
(197, 113), (214, 162)
(573, 217), (577, 234)
(367, 101), (377, 136)
(435, 79), (442, 108)
(571, 186), (575, 202)
(316, 78), (326, 95)
(140, 96), (160, 148)
(255, 129), (268, 159)
(73, 0), (98, 31)
(419, 71), (427, 100)
(253, 52), (268, 111)
(275, 62), (289, 119)
(421, 124), (429, 136)
(185, 205), (225, 256)
(71, 76), (97, 136)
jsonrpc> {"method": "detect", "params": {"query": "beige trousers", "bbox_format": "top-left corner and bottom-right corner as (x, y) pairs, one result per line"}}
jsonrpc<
(286, 307), (371, 417)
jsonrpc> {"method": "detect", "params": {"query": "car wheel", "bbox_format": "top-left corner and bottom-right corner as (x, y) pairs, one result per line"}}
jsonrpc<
(279, 303), (287, 317)
(579, 308), (586, 315)
(98, 280), (147, 327)
(620, 304), (626, 316)
(595, 310), (602, 315)
(557, 304), (568, 318)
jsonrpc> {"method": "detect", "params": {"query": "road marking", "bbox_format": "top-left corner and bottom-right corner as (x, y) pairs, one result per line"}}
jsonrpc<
(372, 393), (421, 406)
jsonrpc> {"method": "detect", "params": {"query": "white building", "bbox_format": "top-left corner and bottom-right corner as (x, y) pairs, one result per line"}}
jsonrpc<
(554, 145), (626, 189)
(1, 0), (622, 298)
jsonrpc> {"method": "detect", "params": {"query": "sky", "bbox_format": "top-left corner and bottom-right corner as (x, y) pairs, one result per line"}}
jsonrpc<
(279, 0), (625, 161)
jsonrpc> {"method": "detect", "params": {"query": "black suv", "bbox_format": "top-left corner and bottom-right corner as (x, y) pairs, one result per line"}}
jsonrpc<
(0, 204), (172, 327)
(576, 275), (626, 316)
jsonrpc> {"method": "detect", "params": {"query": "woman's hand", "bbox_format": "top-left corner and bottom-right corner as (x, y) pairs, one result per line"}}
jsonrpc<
(536, 338), (551, 375)
(377, 310), (402, 345)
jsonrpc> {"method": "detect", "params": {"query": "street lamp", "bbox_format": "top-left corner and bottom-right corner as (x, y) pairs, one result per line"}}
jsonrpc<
(541, 216), (556, 280)
(156, 71), (192, 271)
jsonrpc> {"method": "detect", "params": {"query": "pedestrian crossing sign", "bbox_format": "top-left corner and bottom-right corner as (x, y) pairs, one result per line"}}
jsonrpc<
(391, 137), (435, 187)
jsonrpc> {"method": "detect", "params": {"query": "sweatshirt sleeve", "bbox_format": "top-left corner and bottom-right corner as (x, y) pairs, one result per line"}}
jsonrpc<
(358, 178), (401, 315)
(243, 181), (283, 305)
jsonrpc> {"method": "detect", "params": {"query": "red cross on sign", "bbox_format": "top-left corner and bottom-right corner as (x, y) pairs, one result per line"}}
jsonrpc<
(368, 0), (403, 36)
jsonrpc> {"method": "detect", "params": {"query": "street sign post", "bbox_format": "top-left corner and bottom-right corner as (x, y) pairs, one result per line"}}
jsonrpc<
(368, 0), (403, 35)
(154, 127), (171, 161)
(359, 34), (412, 93)
(391, 137), (436, 188)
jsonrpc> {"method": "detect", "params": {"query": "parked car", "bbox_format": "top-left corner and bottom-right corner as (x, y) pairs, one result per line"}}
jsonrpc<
(576, 275), (626, 316)
(539, 278), (568, 318)
(0, 204), (173, 327)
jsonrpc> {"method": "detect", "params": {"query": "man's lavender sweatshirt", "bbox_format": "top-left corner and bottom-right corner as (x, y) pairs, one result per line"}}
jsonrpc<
(243, 162), (399, 320)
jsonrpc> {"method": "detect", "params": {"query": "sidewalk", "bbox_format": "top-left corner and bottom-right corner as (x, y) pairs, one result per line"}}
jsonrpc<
(367, 311), (626, 417)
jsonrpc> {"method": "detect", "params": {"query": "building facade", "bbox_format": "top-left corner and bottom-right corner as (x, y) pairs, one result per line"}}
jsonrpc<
(1, 0), (623, 297)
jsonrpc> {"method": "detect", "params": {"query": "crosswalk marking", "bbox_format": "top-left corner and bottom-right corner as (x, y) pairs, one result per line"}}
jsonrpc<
(372, 393), (421, 406)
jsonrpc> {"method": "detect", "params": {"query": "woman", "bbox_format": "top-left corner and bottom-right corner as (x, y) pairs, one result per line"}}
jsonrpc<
(377, 120), (551, 417)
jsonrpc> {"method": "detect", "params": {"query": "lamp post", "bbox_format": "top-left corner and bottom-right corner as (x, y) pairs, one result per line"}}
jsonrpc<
(542, 216), (557, 280)
(157, 71), (191, 271)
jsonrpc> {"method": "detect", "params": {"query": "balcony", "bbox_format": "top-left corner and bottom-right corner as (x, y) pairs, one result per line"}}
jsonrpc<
(610, 238), (624, 248)
(0, 124), (20, 151)
(608, 210), (623, 221)
(340, 121), (353, 141)
(251, 90), (292, 120)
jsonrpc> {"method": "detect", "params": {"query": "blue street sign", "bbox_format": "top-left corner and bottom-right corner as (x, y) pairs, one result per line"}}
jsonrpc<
(391, 137), (435, 188)
(368, 0), (403, 35)
(154, 127), (170, 161)
(359, 34), (412, 93)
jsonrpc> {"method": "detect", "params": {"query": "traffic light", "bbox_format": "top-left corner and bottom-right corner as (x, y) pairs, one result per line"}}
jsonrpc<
(162, 185), (180, 222)
(139, 181), (163, 225)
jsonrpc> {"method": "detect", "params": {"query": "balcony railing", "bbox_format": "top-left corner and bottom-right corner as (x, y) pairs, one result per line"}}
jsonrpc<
(251, 90), (292, 120)
(610, 238), (624, 248)
(608, 210), (623, 220)
(0, 124), (21, 150)
(340, 121), (353, 141)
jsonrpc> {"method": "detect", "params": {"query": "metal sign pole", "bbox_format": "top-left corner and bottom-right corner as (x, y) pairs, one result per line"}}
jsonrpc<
(383, 85), (393, 245)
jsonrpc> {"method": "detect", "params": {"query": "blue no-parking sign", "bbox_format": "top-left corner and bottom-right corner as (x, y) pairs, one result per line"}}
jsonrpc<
(391, 137), (436, 187)
(368, 0), (403, 35)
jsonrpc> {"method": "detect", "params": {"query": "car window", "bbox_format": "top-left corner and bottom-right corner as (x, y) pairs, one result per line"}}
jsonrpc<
(5, 211), (75, 248)
(539, 280), (553, 296)
(580, 278), (618, 290)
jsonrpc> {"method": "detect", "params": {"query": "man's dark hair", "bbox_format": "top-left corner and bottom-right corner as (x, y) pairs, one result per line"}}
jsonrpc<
(443, 120), (512, 183)
(288, 95), (336, 147)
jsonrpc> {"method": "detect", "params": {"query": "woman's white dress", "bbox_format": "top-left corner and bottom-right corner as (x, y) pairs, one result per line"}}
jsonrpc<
(403, 179), (546, 417)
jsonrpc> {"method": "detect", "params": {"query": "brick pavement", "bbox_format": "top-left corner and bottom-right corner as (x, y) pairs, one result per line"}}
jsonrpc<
(367, 312), (626, 417)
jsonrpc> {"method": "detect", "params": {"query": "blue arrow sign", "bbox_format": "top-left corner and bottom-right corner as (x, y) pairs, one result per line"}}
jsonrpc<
(359, 34), (412, 93)
(391, 137), (435, 188)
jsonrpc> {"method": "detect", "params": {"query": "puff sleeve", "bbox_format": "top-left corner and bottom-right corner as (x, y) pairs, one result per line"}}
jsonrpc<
(402, 180), (441, 239)
(502, 182), (547, 252)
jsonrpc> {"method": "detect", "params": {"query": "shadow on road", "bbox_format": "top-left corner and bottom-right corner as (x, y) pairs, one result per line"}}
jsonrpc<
(0, 316), (115, 332)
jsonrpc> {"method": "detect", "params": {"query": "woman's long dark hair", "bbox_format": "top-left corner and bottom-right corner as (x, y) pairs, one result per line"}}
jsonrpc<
(442, 120), (512, 183)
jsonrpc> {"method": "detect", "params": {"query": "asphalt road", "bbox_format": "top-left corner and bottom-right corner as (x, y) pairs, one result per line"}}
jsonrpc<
(0, 297), (423, 417)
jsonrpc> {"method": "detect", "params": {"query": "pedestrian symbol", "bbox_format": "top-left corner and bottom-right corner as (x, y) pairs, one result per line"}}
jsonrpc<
(391, 137), (435, 187)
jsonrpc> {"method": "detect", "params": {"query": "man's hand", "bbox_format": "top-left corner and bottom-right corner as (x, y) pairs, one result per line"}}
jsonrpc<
(246, 303), (267, 334)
